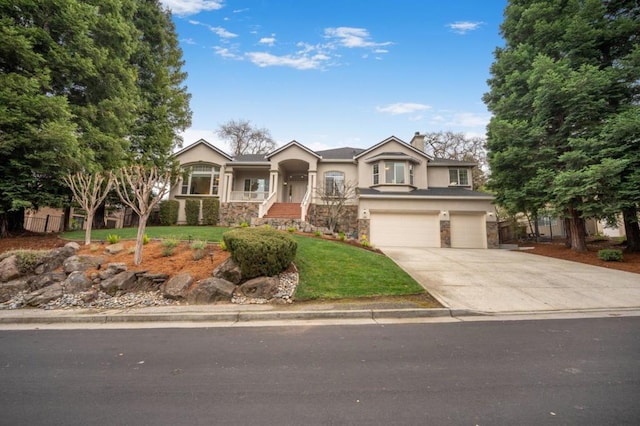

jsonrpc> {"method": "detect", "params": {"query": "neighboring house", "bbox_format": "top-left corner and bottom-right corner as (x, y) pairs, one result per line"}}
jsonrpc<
(169, 132), (498, 249)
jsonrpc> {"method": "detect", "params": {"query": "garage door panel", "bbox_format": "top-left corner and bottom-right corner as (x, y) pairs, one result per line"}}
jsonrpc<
(450, 214), (485, 248)
(370, 213), (439, 248)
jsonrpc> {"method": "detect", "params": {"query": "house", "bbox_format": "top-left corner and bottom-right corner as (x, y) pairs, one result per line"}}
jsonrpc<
(169, 132), (498, 249)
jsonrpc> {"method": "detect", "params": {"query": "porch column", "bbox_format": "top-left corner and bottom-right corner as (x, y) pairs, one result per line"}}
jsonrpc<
(308, 171), (317, 203)
(270, 170), (278, 198)
(223, 171), (233, 203)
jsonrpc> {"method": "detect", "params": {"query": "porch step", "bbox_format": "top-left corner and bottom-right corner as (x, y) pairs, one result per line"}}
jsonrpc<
(264, 203), (301, 219)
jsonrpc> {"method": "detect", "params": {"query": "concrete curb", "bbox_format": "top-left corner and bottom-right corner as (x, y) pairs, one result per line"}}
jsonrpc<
(0, 308), (481, 325)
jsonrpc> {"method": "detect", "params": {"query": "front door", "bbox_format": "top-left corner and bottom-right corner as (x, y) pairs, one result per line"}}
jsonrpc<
(289, 181), (307, 203)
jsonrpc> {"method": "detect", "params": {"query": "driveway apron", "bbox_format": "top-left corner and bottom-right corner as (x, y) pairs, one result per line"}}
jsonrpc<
(381, 247), (640, 313)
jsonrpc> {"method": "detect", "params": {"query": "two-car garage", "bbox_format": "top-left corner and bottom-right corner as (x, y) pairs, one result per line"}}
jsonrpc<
(369, 211), (488, 249)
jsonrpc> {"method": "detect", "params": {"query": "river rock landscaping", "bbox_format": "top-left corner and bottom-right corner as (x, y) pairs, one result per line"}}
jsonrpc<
(0, 240), (298, 310)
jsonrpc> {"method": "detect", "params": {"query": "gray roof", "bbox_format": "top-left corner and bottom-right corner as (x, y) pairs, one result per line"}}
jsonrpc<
(429, 158), (476, 166)
(232, 153), (268, 162)
(359, 187), (492, 198)
(316, 147), (365, 159)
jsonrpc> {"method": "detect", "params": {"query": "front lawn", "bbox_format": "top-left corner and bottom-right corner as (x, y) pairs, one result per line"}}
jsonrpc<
(61, 226), (231, 243)
(60, 226), (426, 300)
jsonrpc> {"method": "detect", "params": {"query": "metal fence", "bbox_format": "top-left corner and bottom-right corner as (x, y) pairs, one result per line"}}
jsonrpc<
(24, 215), (64, 233)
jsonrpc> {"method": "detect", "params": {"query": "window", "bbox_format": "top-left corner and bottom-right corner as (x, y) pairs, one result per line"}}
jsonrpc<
(385, 161), (405, 184)
(409, 164), (414, 185)
(324, 171), (345, 196)
(244, 178), (269, 198)
(372, 163), (379, 185)
(181, 164), (220, 195)
(449, 168), (469, 186)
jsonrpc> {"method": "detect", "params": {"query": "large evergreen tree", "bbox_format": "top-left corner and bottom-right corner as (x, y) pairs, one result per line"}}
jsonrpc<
(484, 0), (640, 251)
(0, 0), (192, 236)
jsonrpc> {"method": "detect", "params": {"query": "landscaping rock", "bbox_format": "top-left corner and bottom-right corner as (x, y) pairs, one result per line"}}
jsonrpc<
(27, 271), (67, 291)
(212, 258), (242, 284)
(63, 255), (105, 274)
(162, 273), (193, 300)
(0, 279), (29, 303)
(65, 242), (81, 251)
(236, 276), (279, 299)
(64, 271), (92, 293)
(0, 255), (21, 282)
(104, 243), (124, 254)
(98, 263), (128, 280)
(187, 278), (235, 304)
(33, 245), (76, 275)
(100, 271), (137, 295)
(25, 282), (63, 307)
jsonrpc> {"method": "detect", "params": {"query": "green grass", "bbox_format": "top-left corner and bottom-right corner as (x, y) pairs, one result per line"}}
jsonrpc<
(292, 235), (424, 300)
(61, 226), (231, 243)
(60, 226), (425, 300)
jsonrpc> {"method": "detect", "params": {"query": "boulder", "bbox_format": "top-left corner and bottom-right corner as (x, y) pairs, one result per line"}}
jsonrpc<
(99, 271), (138, 295)
(63, 271), (92, 293)
(162, 273), (193, 300)
(65, 242), (81, 251)
(33, 245), (77, 275)
(24, 282), (63, 307)
(27, 271), (67, 291)
(236, 276), (279, 299)
(212, 258), (242, 284)
(104, 243), (124, 255)
(0, 279), (29, 303)
(0, 255), (21, 282)
(98, 263), (128, 280)
(187, 278), (235, 304)
(63, 255), (105, 274)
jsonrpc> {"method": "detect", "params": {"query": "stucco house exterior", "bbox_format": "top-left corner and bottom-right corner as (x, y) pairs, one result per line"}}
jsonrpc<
(169, 132), (498, 249)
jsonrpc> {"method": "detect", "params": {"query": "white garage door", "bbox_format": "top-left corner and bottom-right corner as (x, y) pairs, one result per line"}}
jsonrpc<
(450, 214), (486, 248)
(370, 213), (440, 248)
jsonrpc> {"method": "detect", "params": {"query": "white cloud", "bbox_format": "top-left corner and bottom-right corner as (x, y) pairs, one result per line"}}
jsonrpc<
(376, 103), (431, 115)
(181, 38), (197, 45)
(245, 51), (328, 70)
(213, 46), (243, 60)
(325, 27), (392, 49)
(447, 21), (484, 35)
(161, 0), (223, 17)
(449, 112), (490, 127)
(189, 20), (237, 38)
(259, 36), (276, 46)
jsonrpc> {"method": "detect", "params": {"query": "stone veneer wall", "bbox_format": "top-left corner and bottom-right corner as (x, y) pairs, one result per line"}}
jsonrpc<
(486, 221), (499, 248)
(440, 220), (451, 248)
(219, 202), (260, 227)
(307, 205), (358, 236)
(357, 219), (370, 242)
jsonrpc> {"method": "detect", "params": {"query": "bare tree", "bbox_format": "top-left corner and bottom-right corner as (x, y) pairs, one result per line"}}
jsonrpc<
(314, 180), (358, 233)
(423, 131), (488, 189)
(216, 119), (276, 156)
(113, 166), (171, 265)
(64, 171), (114, 245)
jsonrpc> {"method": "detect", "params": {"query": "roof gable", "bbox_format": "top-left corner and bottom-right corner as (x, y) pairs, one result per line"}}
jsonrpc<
(354, 136), (432, 161)
(173, 138), (233, 160)
(266, 140), (321, 160)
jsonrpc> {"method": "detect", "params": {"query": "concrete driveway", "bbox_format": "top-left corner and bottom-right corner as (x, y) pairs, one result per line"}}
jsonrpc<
(381, 247), (640, 313)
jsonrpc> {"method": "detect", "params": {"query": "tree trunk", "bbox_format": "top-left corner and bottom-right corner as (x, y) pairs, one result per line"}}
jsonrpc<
(134, 213), (148, 265)
(84, 211), (94, 245)
(568, 207), (587, 252)
(622, 206), (640, 252)
(63, 205), (72, 232)
(563, 217), (572, 248)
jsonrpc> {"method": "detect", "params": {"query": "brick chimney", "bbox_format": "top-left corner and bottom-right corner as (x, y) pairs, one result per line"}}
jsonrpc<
(410, 131), (425, 152)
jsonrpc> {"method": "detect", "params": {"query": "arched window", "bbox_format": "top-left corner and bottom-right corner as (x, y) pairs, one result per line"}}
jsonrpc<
(181, 164), (221, 195)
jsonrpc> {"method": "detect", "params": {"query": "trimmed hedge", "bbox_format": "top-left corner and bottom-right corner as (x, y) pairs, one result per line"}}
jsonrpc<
(159, 200), (179, 226)
(185, 199), (200, 226)
(202, 198), (219, 226)
(223, 227), (297, 279)
(598, 249), (623, 262)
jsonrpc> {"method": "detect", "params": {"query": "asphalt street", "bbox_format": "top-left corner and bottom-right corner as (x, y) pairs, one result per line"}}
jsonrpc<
(1, 317), (638, 425)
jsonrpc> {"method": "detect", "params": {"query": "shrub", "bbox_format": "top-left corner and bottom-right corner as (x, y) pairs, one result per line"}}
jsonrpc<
(338, 231), (345, 241)
(159, 200), (179, 226)
(222, 227), (297, 279)
(0, 250), (48, 274)
(598, 249), (623, 262)
(190, 240), (207, 250)
(142, 234), (150, 245)
(107, 234), (120, 244)
(185, 199), (201, 226)
(314, 230), (321, 237)
(219, 240), (227, 251)
(287, 227), (296, 233)
(201, 198), (219, 226)
(240, 221), (249, 228)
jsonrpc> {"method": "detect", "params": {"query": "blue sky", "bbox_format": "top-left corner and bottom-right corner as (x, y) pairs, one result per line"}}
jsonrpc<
(161, 0), (508, 152)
